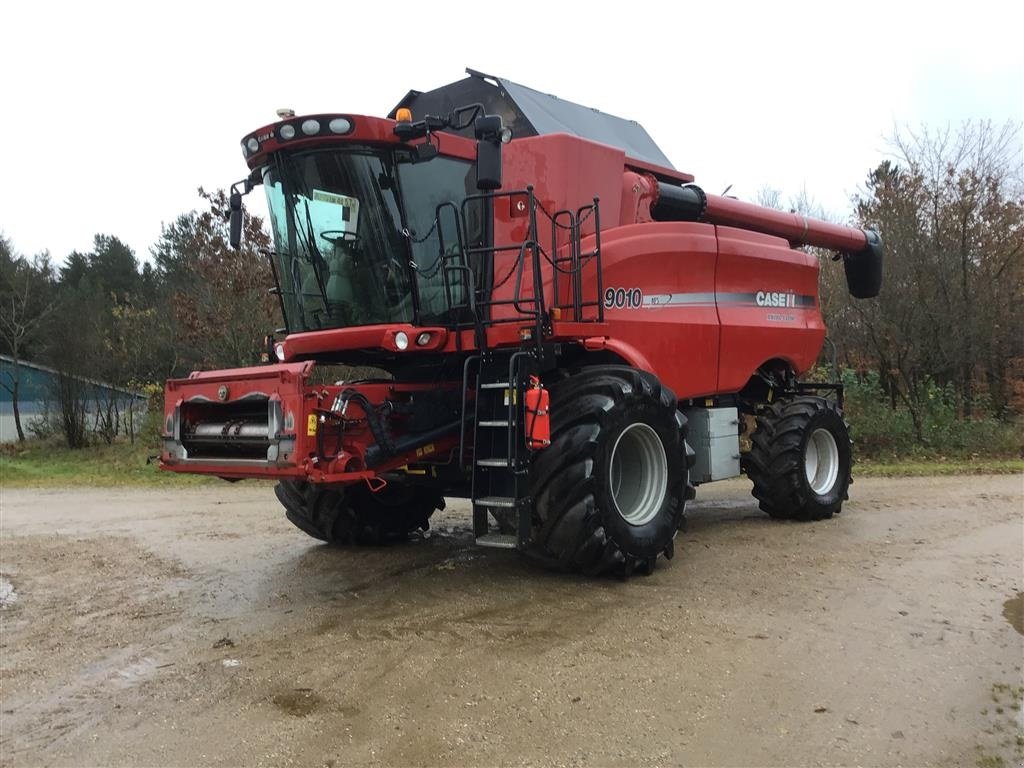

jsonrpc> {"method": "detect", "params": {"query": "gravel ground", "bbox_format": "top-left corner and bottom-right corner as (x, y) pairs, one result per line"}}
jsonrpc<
(1, 474), (1022, 767)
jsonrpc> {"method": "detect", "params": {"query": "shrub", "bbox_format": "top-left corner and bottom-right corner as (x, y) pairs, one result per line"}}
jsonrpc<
(840, 369), (1022, 459)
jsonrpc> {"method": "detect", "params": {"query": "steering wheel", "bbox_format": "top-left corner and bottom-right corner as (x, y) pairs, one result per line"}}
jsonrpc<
(319, 230), (360, 248)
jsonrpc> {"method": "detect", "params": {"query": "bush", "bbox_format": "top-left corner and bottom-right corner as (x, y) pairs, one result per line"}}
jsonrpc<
(841, 369), (1022, 459)
(138, 382), (166, 448)
(25, 402), (59, 440)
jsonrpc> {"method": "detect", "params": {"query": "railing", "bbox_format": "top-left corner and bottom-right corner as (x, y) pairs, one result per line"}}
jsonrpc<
(549, 200), (604, 324)
(437, 187), (603, 352)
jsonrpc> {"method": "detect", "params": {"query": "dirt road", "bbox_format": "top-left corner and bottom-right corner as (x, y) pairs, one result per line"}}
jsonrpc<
(1, 475), (1022, 767)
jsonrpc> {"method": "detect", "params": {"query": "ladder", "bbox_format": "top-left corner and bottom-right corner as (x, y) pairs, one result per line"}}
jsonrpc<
(469, 351), (535, 549)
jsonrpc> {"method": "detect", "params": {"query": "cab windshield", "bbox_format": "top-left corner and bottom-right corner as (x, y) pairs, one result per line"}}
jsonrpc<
(263, 146), (482, 332)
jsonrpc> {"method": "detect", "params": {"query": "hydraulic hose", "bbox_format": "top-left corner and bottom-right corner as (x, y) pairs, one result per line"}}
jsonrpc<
(332, 389), (396, 461)
(364, 419), (463, 468)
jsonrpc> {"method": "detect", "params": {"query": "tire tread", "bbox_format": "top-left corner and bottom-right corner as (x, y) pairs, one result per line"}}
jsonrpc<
(743, 395), (852, 521)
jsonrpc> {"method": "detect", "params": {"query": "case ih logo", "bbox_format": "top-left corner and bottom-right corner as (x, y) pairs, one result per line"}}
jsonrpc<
(755, 291), (797, 308)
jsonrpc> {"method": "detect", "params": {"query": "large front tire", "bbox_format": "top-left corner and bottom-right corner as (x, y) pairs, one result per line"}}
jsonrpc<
(527, 366), (694, 576)
(276, 480), (443, 545)
(743, 395), (852, 521)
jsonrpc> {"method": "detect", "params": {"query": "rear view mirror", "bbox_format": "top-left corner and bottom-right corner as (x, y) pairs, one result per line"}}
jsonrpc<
(415, 142), (438, 163)
(476, 141), (502, 190)
(474, 115), (508, 191)
(229, 190), (243, 249)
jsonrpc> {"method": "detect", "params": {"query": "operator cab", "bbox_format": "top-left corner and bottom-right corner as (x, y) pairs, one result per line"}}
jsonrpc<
(260, 144), (484, 333)
(229, 104), (509, 351)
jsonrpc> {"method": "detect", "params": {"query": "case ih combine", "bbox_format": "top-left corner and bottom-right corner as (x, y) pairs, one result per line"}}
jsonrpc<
(161, 70), (882, 576)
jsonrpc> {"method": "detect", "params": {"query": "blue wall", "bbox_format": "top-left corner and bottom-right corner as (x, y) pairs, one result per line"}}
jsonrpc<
(0, 357), (146, 442)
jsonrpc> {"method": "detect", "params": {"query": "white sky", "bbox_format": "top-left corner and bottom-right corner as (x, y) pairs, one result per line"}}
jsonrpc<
(2, 0), (1022, 262)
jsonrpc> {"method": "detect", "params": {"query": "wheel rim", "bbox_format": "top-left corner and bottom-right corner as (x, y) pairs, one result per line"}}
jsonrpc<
(804, 428), (840, 495)
(609, 423), (668, 526)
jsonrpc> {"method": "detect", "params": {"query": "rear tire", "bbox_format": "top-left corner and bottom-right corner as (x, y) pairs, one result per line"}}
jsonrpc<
(743, 395), (852, 521)
(276, 480), (443, 545)
(527, 366), (695, 576)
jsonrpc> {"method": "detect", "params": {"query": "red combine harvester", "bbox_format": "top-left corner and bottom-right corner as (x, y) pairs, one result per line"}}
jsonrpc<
(161, 70), (882, 576)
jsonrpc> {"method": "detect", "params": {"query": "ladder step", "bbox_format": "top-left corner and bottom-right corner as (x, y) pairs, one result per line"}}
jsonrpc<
(480, 381), (511, 390)
(478, 420), (511, 428)
(475, 533), (519, 549)
(474, 496), (517, 508)
(476, 458), (511, 468)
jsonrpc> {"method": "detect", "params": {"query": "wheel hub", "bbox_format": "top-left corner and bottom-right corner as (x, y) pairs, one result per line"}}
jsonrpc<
(609, 423), (668, 526)
(804, 428), (840, 495)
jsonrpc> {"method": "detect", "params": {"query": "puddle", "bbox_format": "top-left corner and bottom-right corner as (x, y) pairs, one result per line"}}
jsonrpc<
(1002, 591), (1023, 635)
(0, 576), (17, 608)
(272, 688), (324, 717)
(114, 657), (159, 688)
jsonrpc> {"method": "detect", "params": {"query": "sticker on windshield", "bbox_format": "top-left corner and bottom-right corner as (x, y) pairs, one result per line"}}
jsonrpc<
(312, 189), (359, 233)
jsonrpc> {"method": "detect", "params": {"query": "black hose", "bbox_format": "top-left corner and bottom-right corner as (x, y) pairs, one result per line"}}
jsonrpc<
(338, 389), (395, 459)
(364, 419), (464, 468)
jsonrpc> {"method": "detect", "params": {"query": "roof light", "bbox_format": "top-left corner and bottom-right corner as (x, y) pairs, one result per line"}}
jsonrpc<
(276, 108), (295, 119)
(279, 124), (295, 140)
(301, 119), (320, 136)
(328, 117), (352, 134)
(395, 108), (413, 122)
(246, 137), (259, 153)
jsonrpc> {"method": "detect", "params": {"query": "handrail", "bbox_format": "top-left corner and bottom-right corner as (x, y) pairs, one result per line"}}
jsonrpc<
(443, 188), (604, 351)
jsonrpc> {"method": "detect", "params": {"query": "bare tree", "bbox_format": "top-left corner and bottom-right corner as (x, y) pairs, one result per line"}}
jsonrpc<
(755, 186), (783, 211)
(840, 121), (1024, 429)
(0, 239), (57, 441)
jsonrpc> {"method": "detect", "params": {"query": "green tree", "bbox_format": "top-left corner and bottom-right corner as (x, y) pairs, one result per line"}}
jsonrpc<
(152, 188), (277, 372)
(42, 235), (145, 446)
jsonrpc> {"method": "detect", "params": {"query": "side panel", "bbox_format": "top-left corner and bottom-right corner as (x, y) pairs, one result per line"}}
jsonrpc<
(597, 222), (720, 399)
(714, 227), (825, 392)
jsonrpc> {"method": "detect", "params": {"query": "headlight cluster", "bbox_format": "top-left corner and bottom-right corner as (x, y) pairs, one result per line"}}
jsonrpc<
(391, 330), (436, 352)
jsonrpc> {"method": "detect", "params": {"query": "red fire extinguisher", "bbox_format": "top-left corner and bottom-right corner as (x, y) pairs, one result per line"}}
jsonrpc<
(524, 375), (550, 449)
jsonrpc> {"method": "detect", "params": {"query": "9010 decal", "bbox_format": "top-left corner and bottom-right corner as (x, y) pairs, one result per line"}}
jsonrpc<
(604, 287), (643, 309)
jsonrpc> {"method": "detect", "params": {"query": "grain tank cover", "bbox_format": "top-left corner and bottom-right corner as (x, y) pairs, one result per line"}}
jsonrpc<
(390, 68), (675, 170)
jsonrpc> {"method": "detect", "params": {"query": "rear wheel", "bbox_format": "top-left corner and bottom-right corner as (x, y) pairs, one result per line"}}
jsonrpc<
(743, 395), (852, 521)
(276, 480), (443, 545)
(527, 366), (695, 576)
